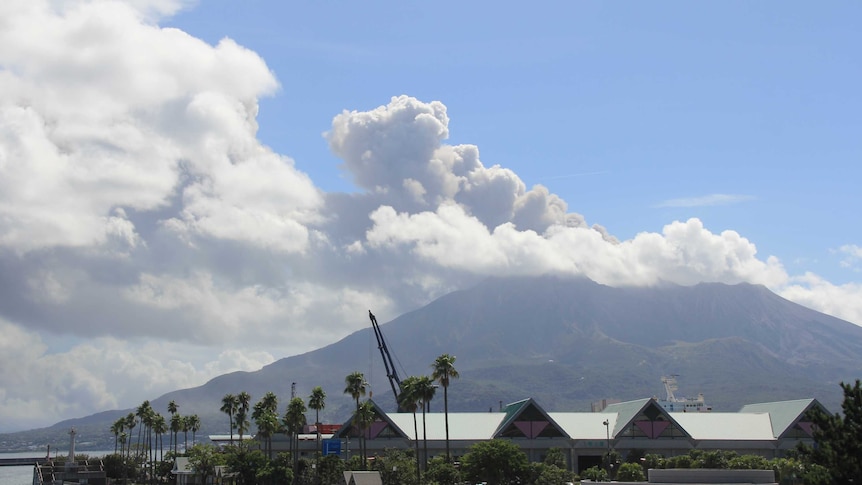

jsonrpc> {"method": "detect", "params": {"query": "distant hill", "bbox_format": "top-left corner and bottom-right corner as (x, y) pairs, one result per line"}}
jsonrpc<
(3, 276), (861, 451)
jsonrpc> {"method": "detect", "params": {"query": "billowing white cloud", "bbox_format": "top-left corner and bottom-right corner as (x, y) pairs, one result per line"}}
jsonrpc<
(0, 1), (860, 432)
(0, 317), (274, 433)
(780, 273), (862, 327)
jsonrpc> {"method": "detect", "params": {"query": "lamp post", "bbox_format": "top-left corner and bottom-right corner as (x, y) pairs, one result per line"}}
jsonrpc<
(602, 419), (610, 454)
(603, 419), (611, 476)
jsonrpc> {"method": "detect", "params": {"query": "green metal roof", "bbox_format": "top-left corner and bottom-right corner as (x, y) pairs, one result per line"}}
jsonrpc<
(739, 398), (822, 438)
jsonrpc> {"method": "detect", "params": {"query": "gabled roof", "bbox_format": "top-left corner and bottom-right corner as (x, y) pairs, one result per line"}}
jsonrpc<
(672, 413), (775, 441)
(493, 398), (569, 439)
(739, 398), (825, 438)
(172, 457), (192, 474)
(602, 398), (651, 435)
(332, 399), (410, 439)
(604, 398), (691, 439)
(343, 471), (383, 485)
(388, 412), (503, 441)
(548, 412), (617, 440)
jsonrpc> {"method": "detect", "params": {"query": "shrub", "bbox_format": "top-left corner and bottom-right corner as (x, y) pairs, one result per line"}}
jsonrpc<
(617, 462), (646, 481)
(581, 465), (609, 482)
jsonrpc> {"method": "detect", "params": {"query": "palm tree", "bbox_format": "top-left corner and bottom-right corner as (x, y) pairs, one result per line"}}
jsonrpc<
(355, 401), (376, 469)
(236, 391), (252, 442)
(167, 400), (178, 453)
(153, 414), (168, 462)
(415, 375), (437, 469)
(253, 395), (279, 459)
(398, 376), (422, 484)
(111, 418), (124, 454)
(220, 394), (238, 445)
(135, 400), (151, 456)
(119, 431), (127, 457)
(432, 353), (459, 462)
(283, 397), (307, 471)
(308, 387), (326, 445)
(182, 415), (190, 451)
(188, 415), (201, 445)
(344, 372), (366, 463)
(170, 413), (183, 455)
(124, 413), (136, 459)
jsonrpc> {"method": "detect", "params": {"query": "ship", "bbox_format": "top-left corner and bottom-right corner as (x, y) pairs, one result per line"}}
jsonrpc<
(657, 375), (712, 412)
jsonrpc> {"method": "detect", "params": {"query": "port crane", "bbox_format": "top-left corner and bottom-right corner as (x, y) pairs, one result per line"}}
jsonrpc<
(368, 310), (405, 410)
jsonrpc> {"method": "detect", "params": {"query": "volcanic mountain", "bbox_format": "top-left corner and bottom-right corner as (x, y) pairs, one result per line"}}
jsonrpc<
(4, 276), (862, 450)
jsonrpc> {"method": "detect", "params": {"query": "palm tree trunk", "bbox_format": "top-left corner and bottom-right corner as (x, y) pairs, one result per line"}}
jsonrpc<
(412, 411), (420, 484)
(422, 401), (428, 471)
(444, 384), (450, 461)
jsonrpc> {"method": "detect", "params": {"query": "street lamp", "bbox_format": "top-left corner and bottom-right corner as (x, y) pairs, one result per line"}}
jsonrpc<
(603, 419), (611, 476)
(602, 419), (610, 453)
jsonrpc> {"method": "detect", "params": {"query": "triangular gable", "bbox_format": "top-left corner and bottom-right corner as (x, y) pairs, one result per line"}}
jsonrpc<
(332, 399), (410, 440)
(493, 398), (569, 439)
(607, 398), (690, 440)
(739, 398), (826, 439)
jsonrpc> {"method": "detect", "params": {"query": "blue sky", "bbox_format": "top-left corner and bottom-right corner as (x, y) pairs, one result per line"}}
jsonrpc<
(167, 0), (861, 282)
(0, 0), (859, 431)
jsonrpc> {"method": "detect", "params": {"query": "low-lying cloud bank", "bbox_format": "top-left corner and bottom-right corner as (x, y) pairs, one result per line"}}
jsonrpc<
(0, 0), (859, 431)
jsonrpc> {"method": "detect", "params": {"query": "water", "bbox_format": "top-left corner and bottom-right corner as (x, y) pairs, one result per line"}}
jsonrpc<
(0, 450), (114, 485)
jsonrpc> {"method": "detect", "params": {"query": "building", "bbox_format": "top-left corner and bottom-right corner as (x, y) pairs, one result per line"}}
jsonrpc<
(321, 396), (824, 473)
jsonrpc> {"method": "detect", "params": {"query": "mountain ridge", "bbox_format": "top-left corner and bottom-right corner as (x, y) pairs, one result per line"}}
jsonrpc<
(2, 275), (860, 451)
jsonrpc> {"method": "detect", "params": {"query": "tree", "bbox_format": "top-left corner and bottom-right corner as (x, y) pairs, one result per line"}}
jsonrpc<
(431, 353), (459, 462)
(283, 397), (307, 471)
(344, 372), (367, 464)
(344, 372), (367, 411)
(398, 376), (422, 484)
(617, 462), (646, 481)
(170, 413), (183, 455)
(111, 418), (124, 455)
(237, 391), (252, 441)
(153, 413), (168, 462)
(253, 393), (280, 459)
(355, 400), (376, 470)
(221, 393), (239, 445)
(124, 413), (136, 459)
(135, 400), (151, 456)
(804, 379), (862, 483)
(167, 400), (178, 454)
(182, 415), (190, 451)
(308, 386), (326, 445)
(187, 444), (225, 485)
(531, 462), (576, 485)
(225, 446), (268, 485)
(374, 448), (421, 485)
(544, 448), (567, 469)
(415, 375), (436, 469)
(187, 414), (201, 445)
(461, 439), (529, 485)
(425, 455), (460, 485)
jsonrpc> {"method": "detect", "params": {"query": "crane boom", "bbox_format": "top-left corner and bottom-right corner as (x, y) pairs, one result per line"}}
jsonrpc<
(368, 310), (403, 407)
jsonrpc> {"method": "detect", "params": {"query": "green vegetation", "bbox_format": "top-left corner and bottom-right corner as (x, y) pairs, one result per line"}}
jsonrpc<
(460, 439), (529, 485)
(54, 361), (862, 485)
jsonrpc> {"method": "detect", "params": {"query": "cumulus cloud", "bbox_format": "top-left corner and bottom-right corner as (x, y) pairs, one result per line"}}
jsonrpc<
(780, 273), (862, 328)
(1, 1), (861, 431)
(0, 317), (274, 433)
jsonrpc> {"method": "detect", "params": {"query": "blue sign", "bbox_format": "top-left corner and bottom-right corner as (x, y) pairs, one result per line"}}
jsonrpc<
(322, 439), (342, 455)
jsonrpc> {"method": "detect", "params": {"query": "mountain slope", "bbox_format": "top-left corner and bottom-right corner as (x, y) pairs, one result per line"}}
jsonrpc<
(3, 276), (861, 451)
